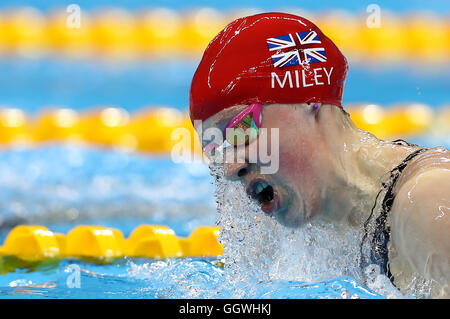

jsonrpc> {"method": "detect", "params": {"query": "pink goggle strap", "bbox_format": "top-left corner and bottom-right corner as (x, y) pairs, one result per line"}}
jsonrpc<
(226, 103), (262, 129)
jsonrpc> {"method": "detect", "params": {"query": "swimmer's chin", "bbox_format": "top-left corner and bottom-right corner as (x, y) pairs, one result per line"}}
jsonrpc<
(271, 190), (309, 228)
(245, 178), (308, 227)
(273, 205), (306, 228)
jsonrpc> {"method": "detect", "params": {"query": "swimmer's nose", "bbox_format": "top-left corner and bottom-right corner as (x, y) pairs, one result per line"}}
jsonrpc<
(224, 162), (249, 180)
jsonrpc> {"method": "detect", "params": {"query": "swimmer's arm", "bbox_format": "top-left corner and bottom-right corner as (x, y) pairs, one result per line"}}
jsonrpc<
(390, 168), (450, 297)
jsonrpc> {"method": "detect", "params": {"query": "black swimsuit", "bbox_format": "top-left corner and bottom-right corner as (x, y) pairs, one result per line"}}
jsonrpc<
(360, 141), (427, 283)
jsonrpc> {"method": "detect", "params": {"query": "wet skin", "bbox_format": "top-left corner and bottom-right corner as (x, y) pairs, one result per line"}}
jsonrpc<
(196, 102), (450, 297)
(198, 103), (331, 227)
(388, 147), (450, 297)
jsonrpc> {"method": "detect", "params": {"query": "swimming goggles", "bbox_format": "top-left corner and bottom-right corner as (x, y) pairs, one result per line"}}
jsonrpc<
(203, 103), (263, 160)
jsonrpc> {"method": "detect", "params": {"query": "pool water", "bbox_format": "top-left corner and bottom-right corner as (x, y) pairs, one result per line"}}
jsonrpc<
(0, 59), (448, 112)
(0, 132), (448, 299)
(0, 258), (381, 299)
(0, 57), (448, 299)
(0, 145), (382, 299)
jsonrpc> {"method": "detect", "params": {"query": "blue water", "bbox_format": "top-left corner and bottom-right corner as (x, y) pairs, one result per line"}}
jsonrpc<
(0, 22), (448, 298)
(0, 146), (386, 299)
(0, 0), (448, 14)
(0, 258), (380, 299)
(0, 146), (216, 237)
(0, 133), (448, 298)
(0, 59), (448, 113)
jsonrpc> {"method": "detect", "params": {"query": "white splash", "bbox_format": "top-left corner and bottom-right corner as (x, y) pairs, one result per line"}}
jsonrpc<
(210, 163), (410, 298)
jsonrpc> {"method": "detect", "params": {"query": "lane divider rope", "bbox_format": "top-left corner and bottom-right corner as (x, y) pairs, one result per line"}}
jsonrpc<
(0, 7), (448, 61)
(0, 225), (223, 263)
(0, 104), (448, 153)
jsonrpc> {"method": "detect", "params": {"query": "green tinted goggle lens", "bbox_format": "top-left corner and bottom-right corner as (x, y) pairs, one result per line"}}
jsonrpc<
(226, 114), (260, 146)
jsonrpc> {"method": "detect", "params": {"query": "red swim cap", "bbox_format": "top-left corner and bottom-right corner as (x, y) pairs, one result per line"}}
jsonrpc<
(189, 12), (348, 122)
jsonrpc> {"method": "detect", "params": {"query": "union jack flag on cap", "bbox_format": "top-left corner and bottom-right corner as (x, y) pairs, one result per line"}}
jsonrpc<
(267, 31), (327, 67)
(190, 12), (348, 122)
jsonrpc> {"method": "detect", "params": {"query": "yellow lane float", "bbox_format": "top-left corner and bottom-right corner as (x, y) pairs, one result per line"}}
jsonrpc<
(0, 108), (32, 145)
(77, 106), (131, 148)
(127, 225), (182, 258)
(0, 7), (448, 61)
(65, 225), (126, 259)
(45, 9), (94, 58)
(90, 8), (138, 58)
(0, 7), (46, 56)
(128, 107), (185, 153)
(318, 11), (363, 58)
(33, 107), (81, 142)
(358, 12), (407, 61)
(179, 8), (227, 54)
(187, 226), (223, 257)
(0, 225), (60, 261)
(347, 103), (434, 139)
(404, 13), (449, 61)
(136, 8), (183, 56)
(0, 225), (223, 262)
(0, 104), (448, 150)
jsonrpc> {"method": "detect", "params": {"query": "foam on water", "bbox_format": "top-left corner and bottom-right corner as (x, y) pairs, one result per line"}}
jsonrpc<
(0, 142), (445, 298)
(210, 163), (408, 298)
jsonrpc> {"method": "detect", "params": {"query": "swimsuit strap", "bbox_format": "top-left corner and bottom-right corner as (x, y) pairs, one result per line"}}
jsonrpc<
(361, 147), (427, 282)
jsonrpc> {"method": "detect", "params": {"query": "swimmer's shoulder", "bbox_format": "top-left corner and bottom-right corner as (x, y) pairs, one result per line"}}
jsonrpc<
(391, 146), (450, 225)
(395, 146), (450, 190)
(389, 147), (450, 295)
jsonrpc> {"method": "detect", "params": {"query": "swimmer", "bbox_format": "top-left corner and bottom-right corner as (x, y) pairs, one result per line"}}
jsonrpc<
(189, 13), (450, 298)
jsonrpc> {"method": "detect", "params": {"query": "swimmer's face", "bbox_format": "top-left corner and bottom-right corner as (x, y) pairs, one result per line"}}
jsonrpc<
(197, 103), (329, 228)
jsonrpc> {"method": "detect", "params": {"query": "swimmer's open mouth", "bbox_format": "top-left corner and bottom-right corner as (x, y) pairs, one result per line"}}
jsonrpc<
(246, 179), (279, 216)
